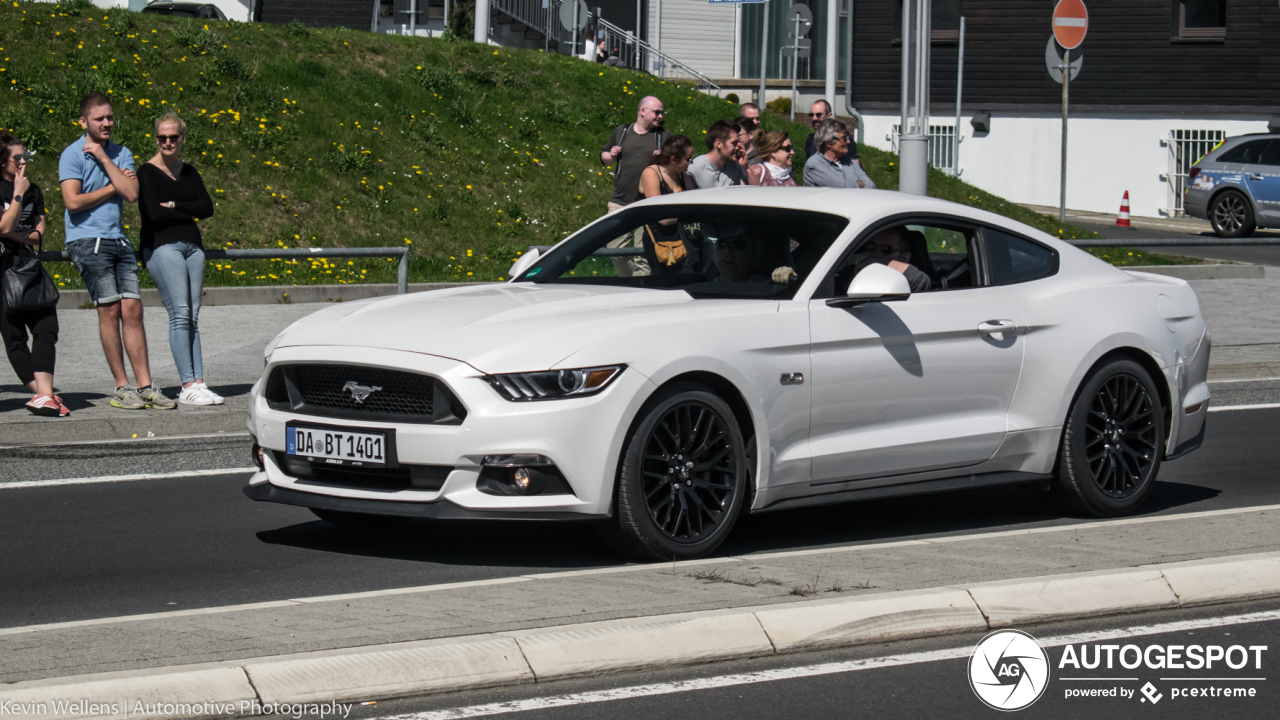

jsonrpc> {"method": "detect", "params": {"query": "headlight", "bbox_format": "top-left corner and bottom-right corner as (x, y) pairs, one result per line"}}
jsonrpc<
(484, 365), (625, 402)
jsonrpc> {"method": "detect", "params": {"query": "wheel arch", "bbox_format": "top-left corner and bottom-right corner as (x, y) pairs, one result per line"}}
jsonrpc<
(1206, 185), (1258, 217)
(1070, 347), (1173, 451)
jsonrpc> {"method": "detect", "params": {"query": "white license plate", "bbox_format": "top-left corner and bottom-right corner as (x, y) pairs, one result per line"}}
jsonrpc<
(287, 426), (387, 467)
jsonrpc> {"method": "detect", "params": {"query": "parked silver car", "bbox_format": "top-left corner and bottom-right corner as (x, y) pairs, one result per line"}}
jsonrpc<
(1184, 133), (1280, 237)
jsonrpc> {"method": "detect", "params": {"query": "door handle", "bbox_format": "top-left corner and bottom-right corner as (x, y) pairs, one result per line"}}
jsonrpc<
(1249, 174), (1265, 181)
(978, 320), (1017, 341)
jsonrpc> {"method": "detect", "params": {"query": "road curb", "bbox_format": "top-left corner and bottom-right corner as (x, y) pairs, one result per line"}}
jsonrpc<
(0, 410), (249, 447)
(4, 552), (1280, 719)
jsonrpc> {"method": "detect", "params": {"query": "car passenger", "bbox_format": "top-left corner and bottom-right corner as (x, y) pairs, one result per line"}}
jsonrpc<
(709, 227), (796, 284)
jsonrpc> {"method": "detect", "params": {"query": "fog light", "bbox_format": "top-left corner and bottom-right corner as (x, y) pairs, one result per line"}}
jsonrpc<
(512, 467), (532, 492)
(252, 443), (265, 470)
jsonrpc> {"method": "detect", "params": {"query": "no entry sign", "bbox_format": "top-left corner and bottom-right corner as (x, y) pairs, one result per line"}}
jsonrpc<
(1052, 0), (1088, 50)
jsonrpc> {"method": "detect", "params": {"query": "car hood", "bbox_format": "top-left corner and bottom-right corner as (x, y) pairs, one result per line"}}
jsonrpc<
(274, 283), (697, 372)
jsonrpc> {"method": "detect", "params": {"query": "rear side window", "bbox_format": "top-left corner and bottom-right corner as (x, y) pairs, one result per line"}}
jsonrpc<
(984, 229), (1058, 286)
(1216, 140), (1270, 165)
(1257, 141), (1280, 167)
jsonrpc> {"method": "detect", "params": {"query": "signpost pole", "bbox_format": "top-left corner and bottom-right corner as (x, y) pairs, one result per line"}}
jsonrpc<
(1059, 48), (1069, 223)
(573, 0), (580, 56)
(790, 12), (800, 122)
(953, 16), (964, 177)
(759, 0), (770, 109)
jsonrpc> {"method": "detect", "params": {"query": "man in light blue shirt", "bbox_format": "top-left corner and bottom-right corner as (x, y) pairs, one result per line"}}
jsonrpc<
(59, 93), (173, 410)
(803, 119), (876, 190)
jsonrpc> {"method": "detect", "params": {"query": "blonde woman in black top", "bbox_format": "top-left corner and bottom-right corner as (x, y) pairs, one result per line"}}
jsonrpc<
(137, 112), (220, 406)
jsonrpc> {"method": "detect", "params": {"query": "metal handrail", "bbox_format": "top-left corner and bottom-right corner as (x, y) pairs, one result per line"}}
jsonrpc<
(491, 0), (570, 48)
(40, 247), (411, 294)
(596, 17), (719, 91)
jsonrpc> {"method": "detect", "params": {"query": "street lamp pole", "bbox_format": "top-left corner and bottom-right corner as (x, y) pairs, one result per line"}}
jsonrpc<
(898, 0), (930, 196)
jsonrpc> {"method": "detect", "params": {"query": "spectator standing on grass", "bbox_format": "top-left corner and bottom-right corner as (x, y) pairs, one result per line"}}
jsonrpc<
(734, 116), (755, 171)
(59, 92), (175, 411)
(687, 120), (748, 189)
(804, 119), (876, 189)
(0, 134), (66, 417)
(137, 112), (222, 407)
(746, 131), (797, 187)
(599, 96), (669, 276)
(804, 100), (862, 168)
(636, 135), (697, 275)
(737, 104), (763, 165)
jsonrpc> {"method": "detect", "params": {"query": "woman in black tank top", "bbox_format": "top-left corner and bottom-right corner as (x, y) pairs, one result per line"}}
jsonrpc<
(636, 135), (697, 275)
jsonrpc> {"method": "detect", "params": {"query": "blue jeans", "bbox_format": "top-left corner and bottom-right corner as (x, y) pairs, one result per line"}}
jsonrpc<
(143, 242), (205, 384)
(66, 237), (142, 305)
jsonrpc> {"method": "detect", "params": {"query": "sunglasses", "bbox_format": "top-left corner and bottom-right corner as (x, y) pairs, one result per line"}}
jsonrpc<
(809, 112), (829, 118)
(780, 144), (794, 152)
(7, 152), (31, 164)
(716, 237), (751, 252)
(866, 242), (906, 255)
(157, 134), (183, 144)
(649, 109), (665, 115)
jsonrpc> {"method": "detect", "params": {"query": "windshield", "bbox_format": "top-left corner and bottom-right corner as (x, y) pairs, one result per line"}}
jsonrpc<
(514, 205), (849, 300)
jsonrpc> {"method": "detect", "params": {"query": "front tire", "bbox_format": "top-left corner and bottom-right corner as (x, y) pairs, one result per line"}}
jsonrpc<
(1054, 359), (1164, 517)
(605, 384), (748, 561)
(311, 508), (412, 530)
(1209, 191), (1256, 238)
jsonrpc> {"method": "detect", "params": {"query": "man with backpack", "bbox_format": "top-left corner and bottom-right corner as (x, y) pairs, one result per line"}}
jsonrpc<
(599, 96), (669, 276)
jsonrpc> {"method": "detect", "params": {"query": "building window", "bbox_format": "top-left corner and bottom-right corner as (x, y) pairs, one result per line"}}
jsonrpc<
(1177, 0), (1226, 40)
(895, 0), (961, 43)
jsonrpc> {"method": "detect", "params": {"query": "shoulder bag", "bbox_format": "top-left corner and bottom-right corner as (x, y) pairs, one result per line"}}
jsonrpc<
(2, 235), (60, 315)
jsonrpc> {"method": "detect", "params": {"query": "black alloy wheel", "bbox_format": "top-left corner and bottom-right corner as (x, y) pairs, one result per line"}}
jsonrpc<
(1084, 374), (1159, 498)
(1209, 191), (1255, 238)
(1055, 358), (1165, 517)
(604, 384), (747, 560)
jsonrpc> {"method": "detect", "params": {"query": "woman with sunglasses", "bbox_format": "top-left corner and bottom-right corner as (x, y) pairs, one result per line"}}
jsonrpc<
(137, 112), (221, 406)
(0, 134), (66, 416)
(746, 131), (797, 187)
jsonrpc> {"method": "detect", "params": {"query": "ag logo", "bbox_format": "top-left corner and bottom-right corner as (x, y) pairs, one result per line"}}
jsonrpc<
(969, 630), (1050, 711)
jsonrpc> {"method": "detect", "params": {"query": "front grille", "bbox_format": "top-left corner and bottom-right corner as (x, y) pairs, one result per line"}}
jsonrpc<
(265, 364), (466, 424)
(272, 451), (451, 491)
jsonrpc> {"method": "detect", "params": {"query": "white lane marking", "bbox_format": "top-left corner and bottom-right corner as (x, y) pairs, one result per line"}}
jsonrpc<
(1209, 377), (1280, 384)
(398, 610), (1280, 719)
(0, 467), (257, 491)
(4, 503), (1279, 636)
(1210, 403), (1280, 412)
(0, 431), (250, 450)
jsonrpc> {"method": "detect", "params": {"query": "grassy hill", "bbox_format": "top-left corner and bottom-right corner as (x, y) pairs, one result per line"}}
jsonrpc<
(1, 0), (1182, 291)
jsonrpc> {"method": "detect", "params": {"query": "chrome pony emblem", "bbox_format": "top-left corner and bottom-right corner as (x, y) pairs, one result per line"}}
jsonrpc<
(342, 381), (382, 404)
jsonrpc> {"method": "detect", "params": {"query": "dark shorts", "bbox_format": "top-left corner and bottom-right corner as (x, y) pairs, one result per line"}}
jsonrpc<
(66, 237), (142, 306)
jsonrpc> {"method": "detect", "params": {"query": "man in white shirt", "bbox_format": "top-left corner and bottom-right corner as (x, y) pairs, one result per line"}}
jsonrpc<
(687, 120), (748, 189)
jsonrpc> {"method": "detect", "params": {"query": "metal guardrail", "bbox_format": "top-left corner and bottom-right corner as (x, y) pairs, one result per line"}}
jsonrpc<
(596, 18), (719, 91)
(1066, 238), (1280, 248)
(40, 247), (411, 294)
(491, 0), (573, 50)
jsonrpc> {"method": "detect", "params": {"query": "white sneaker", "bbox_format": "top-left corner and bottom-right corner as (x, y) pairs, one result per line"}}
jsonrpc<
(196, 382), (224, 404)
(179, 385), (215, 406)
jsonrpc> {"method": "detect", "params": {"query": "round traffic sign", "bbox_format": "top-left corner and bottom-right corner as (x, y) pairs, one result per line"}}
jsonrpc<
(785, 3), (813, 38)
(1052, 0), (1088, 50)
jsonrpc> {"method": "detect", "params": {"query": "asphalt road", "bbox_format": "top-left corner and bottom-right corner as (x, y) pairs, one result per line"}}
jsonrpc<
(1073, 219), (1280, 266)
(2, 399), (1279, 627)
(350, 598), (1280, 720)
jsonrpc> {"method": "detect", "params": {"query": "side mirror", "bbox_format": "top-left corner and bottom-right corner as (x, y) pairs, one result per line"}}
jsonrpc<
(826, 262), (911, 307)
(507, 248), (541, 280)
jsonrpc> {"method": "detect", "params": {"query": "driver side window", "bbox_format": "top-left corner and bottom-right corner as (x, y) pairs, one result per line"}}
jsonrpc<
(831, 220), (977, 295)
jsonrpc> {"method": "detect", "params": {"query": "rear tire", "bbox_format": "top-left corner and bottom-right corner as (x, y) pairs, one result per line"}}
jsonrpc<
(1209, 191), (1256, 238)
(1054, 359), (1164, 517)
(603, 383), (747, 561)
(310, 508), (412, 530)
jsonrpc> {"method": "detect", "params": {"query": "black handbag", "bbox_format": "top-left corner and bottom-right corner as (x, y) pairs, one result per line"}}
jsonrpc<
(2, 236), (60, 315)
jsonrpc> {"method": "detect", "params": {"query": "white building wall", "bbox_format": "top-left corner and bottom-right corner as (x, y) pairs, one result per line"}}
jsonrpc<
(859, 110), (1272, 219)
(649, 0), (737, 79)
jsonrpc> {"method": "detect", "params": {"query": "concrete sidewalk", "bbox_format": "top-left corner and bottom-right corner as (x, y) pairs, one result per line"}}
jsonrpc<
(3, 272), (1280, 445)
(1, 505), (1278, 714)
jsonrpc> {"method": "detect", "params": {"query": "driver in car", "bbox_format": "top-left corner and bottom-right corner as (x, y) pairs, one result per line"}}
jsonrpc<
(710, 226), (796, 284)
(853, 227), (931, 292)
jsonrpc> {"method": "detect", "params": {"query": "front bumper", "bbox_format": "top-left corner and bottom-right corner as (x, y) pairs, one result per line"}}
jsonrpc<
(247, 345), (655, 517)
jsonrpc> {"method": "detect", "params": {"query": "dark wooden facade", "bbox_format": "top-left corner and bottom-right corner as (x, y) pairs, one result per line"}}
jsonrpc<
(262, 0), (373, 30)
(850, 0), (1280, 114)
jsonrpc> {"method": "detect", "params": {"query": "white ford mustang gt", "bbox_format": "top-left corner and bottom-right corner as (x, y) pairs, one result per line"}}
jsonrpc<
(245, 188), (1210, 560)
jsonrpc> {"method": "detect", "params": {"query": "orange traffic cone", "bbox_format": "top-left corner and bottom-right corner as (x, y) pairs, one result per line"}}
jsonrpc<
(1116, 191), (1132, 227)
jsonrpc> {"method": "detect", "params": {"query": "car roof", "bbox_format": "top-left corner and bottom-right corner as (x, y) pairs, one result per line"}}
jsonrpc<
(631, 186), (1064, 246)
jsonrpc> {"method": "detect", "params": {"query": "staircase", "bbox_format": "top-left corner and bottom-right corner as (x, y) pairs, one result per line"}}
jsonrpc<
(486, 0), (719, 92)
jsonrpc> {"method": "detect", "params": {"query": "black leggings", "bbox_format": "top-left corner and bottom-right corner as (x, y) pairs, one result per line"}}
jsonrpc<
(0, 306), (58, 386)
